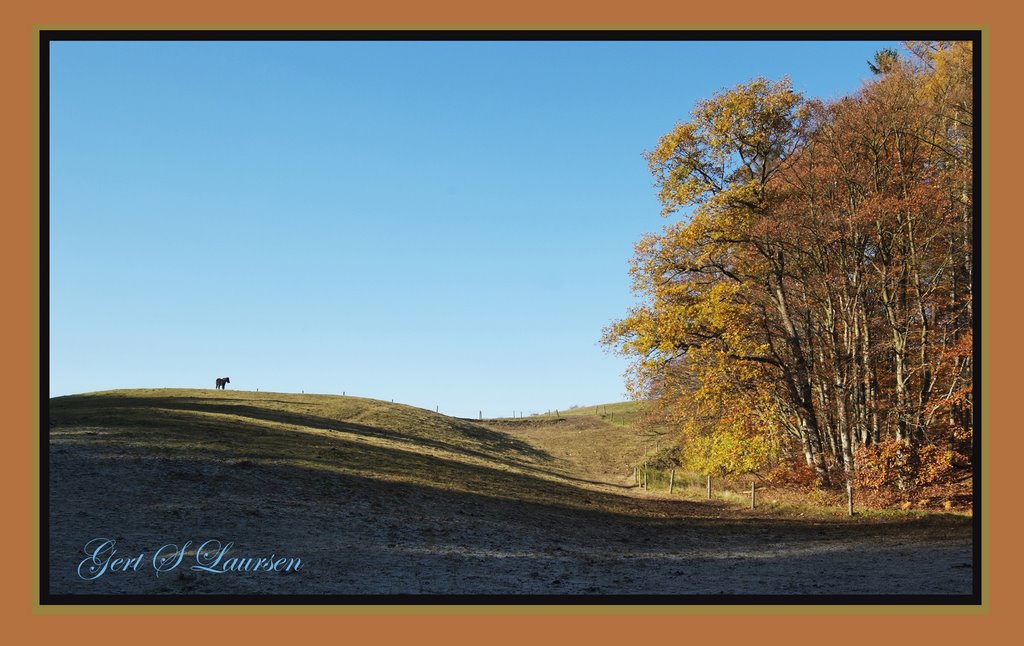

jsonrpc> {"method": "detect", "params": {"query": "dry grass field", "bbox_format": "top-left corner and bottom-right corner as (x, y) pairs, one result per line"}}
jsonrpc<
(47, 389), (973, 597)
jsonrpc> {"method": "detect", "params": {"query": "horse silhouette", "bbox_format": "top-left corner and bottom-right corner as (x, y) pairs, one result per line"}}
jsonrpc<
(215, 377), (230, 390)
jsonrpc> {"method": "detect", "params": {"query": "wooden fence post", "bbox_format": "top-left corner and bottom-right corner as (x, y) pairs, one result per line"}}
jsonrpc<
(669, 468), (676, 494)
(847, 480), (854, 516)
(707, 474), (711, 500)
(751, 481), (756, 509)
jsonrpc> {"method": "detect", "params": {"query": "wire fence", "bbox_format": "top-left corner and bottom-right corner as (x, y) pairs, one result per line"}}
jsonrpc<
(633, 466), (856, 515)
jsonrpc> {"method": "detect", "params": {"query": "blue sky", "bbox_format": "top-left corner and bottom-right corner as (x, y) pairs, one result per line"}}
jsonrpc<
(49, 38), (901, 417)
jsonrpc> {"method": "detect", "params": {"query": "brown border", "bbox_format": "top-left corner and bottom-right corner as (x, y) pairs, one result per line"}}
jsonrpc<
(6, 0), (1009, 642)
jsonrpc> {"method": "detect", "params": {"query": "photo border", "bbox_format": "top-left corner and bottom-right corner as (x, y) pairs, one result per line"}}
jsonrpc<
(4, 0), (1010, 642)
(37, 27), (984, 610)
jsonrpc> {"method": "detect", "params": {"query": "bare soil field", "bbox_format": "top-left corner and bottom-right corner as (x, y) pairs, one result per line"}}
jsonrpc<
(47, 390), (973, 597)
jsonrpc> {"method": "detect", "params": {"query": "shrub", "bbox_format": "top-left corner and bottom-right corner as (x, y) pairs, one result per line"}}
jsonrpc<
(853, 438), (971, 509)
(765, 460), (819, 488)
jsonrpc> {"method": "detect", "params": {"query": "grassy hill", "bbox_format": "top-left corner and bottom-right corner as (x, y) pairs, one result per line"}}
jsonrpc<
(480, 402), (654, 487)
(49, 388), (616, 514)
(529, 400), (644, 419)
(47, 389), (973, 596)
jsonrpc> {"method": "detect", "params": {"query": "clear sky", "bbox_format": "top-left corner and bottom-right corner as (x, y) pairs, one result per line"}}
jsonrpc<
(49, 38), (901, 418)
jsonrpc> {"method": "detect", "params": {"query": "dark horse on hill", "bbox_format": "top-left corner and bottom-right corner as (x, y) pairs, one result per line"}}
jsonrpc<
(215, 377), (230, 390)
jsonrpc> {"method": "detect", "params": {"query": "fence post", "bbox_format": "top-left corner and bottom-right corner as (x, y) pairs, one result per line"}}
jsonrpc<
(847, 480), (854, 516)
(707, 474), (711, 500)
(669, 468), (676, 494)
(751, 481), (756, 509)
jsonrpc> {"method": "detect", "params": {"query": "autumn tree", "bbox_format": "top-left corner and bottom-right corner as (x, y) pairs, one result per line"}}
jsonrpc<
(604, 42), (973, 496)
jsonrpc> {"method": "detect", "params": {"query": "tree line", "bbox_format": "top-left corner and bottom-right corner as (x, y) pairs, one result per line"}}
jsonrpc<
(604, 42), (973, 495)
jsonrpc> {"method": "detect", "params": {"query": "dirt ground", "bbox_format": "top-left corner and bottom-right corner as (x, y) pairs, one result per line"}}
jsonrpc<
(48, 439), (972, 598)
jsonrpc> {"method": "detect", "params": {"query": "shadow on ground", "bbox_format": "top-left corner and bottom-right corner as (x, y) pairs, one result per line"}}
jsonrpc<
(46, 390), (974, 597)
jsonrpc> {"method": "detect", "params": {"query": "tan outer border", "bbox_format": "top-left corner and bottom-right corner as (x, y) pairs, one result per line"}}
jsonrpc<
(3, 1), (1009, 643)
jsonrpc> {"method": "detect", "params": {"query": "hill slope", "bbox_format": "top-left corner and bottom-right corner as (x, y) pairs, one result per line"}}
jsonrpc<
(47, 389), (972, 596)
(50, 389), (632, 514)
(482, 403), (653, 487)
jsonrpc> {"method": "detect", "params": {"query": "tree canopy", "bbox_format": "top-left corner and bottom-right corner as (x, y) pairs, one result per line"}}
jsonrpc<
(604, 42), (974, 496)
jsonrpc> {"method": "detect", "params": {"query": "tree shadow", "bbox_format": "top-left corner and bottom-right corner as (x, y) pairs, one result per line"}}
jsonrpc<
(48, 427), (974, 597)
(49, 401), (973, 539)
